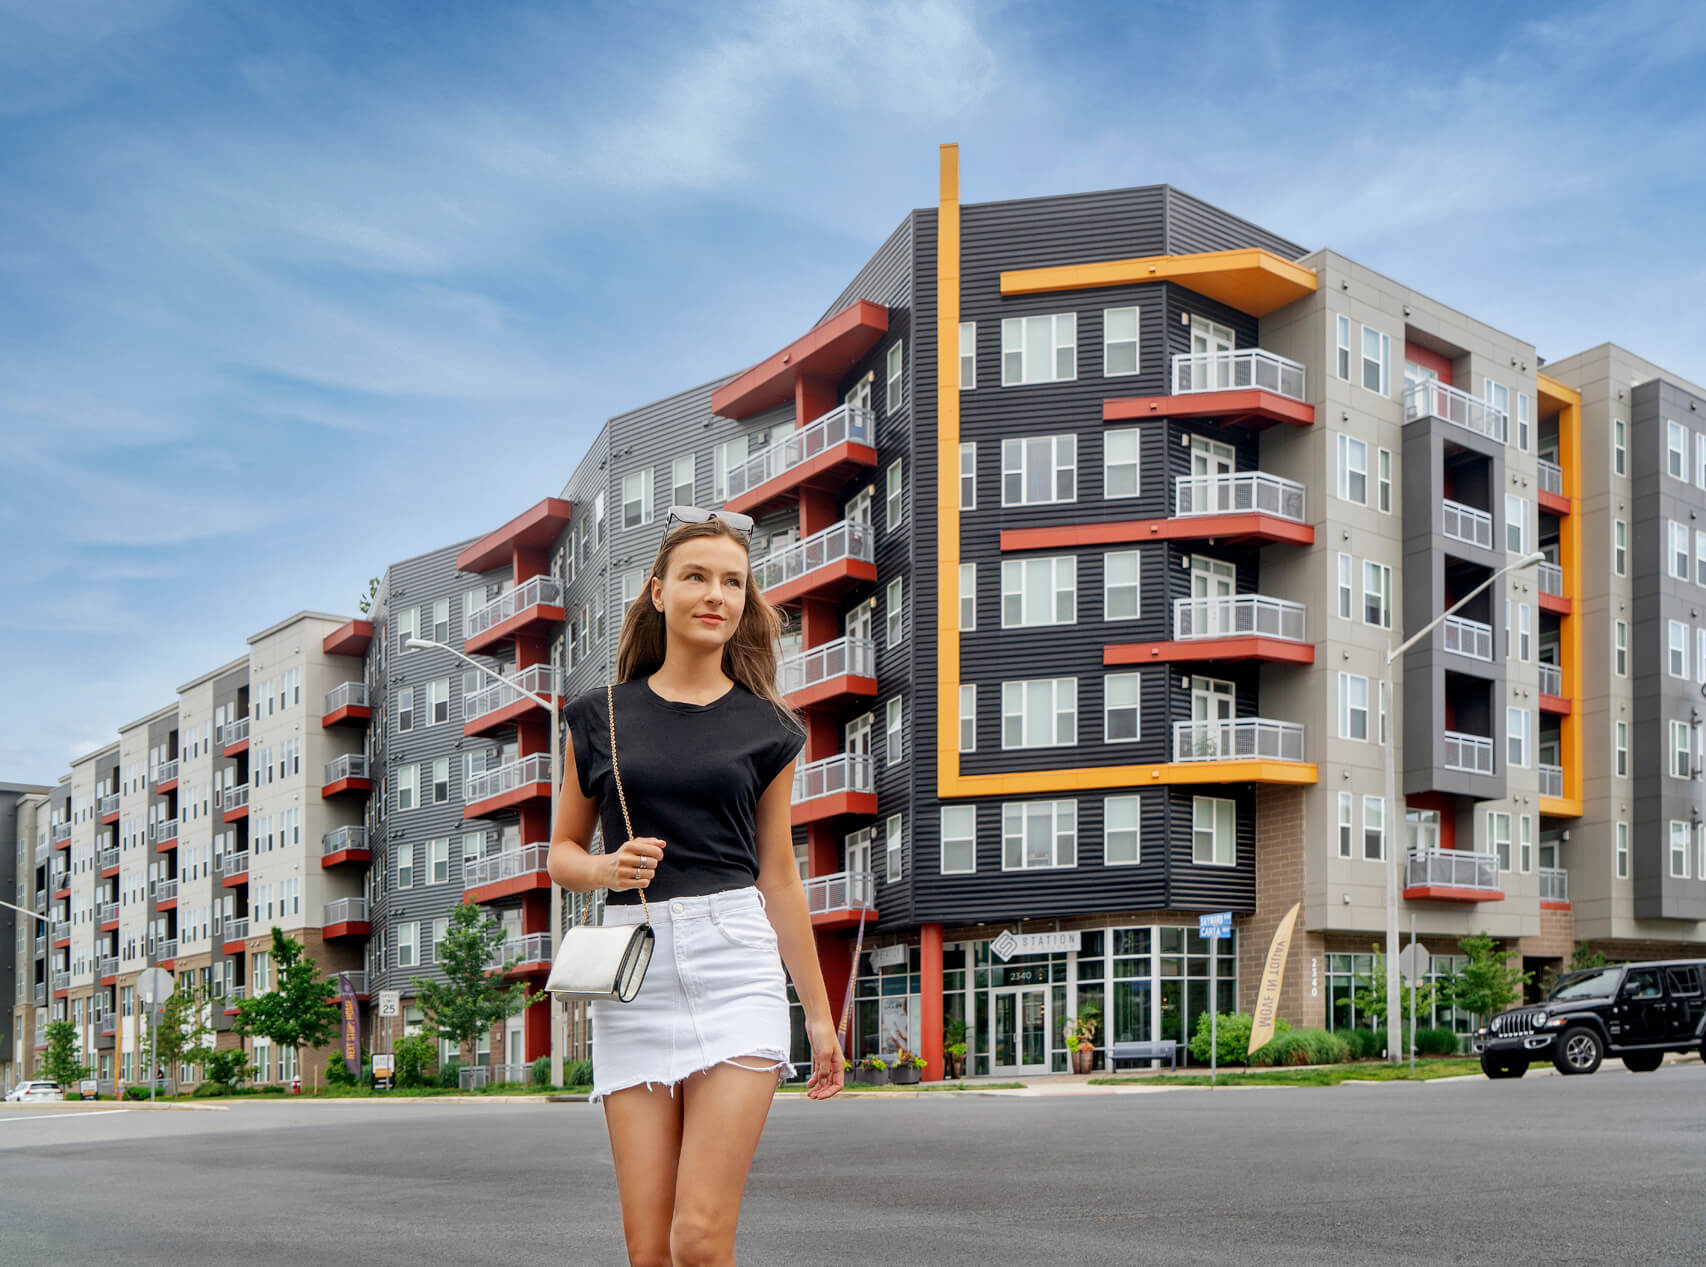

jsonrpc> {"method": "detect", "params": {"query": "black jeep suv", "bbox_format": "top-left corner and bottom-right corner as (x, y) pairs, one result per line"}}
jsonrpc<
(1476, 959), (1706, 1078)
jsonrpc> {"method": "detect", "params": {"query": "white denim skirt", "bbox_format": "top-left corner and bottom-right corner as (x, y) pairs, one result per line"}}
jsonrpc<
(588, 884), (796, 1105)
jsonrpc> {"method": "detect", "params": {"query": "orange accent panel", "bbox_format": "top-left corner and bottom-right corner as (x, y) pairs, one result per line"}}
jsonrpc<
(101, 811), (119, 826)
(763, 558), (879, 608)
(785, 674), (879, 712)
(319, 848), (371, 869)
(53, 937), (70, 950)
(222, 937), (247, 955)
(1538, 592), (1571, 616)
(156, 778), (178, 795)
(1540, 901), (1572, 912)
(462, 602), (566, 656)
(710, 300), (891, 419)
(1104, 638), (1314, 666)
(1538, 693), (1572, 716)
(156, 897), (177, 913)
(1403, 886), (1505, 903)
(100, 918), (117, 932)
(791, 791), (880, 827)
(464, 872), (552, 905)
(322, 619), (373, 657)
(456, 498), (575, 574)
(1002, 515), (1313, 552)
(1539, 372), (1583, 813)
(1537, 490), (1570, 517)
(154, 835), (177, 852)
(1539, 796), (1581, 819)
(320, 777), (372, 800)
(1102, 390), (1313, 429)
(726, 440), (880, 519)
(1000, 247), (1317, 317)
(463, 781), (553, 820)
(221, 871), (249, 888)
(100, 865), (119, 879)
(321, 704), (372, 728)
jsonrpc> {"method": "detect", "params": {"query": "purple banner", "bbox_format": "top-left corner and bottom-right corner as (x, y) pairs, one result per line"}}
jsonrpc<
(338, 975), (361, 1078)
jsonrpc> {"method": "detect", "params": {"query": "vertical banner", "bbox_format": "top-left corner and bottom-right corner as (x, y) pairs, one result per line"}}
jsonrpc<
(338, 975), (361, 1078)
(1248, 902), (1301, 1056)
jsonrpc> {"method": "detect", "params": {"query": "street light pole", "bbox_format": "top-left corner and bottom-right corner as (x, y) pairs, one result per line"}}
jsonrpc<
(1382, 549), (1545, 1065)
(406, 637), (564, 1088)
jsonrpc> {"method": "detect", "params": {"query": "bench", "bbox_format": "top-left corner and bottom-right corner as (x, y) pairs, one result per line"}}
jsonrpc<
(1109, 1039), (1178, 1072)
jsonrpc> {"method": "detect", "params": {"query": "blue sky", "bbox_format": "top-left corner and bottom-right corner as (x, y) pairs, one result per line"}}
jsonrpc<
(2, 0), (1703, 783)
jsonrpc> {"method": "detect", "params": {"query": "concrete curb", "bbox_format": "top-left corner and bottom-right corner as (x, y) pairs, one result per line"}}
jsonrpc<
(0, 1100), (228, 1112)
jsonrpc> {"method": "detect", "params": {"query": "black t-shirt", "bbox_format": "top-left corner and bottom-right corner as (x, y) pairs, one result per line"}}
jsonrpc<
(566, 677), (806, 904)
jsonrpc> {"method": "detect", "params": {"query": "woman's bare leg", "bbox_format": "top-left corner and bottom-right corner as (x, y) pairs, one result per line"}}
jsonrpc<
(602, 1082), (686, 1267)
(669, 1059), (780, 1267)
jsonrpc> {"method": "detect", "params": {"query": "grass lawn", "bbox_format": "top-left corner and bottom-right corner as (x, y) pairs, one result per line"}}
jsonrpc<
(1089, 1058), (1482, 1088)
(776, 1080), (1028, 1094)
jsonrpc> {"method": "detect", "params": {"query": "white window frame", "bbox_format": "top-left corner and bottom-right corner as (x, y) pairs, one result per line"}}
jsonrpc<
(1613, 520), (1627, 576)
(1670, 620), (1689, 679)
(395, 687), (414, 734)
(1335, 315), (1351, 381)
(1339, 673), (1369, 741)
(940, 805), (977, 874)
(1102, 305), (1140, 377)
(1337, 433), (1367, 505)
(1615, 719), (1629, 778)
(1377, 448), (1392, 513)
(1615, 821), (1629, 879)
(622, 467), (653, 529)
(1001, 556), (1077, 628)
(1506, 494), (1527, 555)
(887, 577), (905, 647)
(1507, 706), (1529, 769)
(1001, 313), (1077, 386)
(959, 442), (976, 511)
(1103, 428), (1140, 499)
(1518, 814), (1533, 874)
(1487, 811), (1512, 872)
(886, 340), (905, 412)
(1001, 435), (1077, 506)
(428, 678), (449, 726)
(885, 814), (904, 883)
(1613, 417), (1626, 477)
(1362, 561), (1392, 629)
(1614, 619), (1628, 677)
(397, 843), (414, 889)
(1667, 420), (1687, 481)
(886, 697), (904, 767)
(1670, 821), (1690, 878)
(398, 921), (419, 969)
(712, 436), (747, 503)
(672, 454), (695, 508)
(958, 322), (976, 390)
(1517, 392), (1531, 452)
(1001, 677), (1077, 749)
(1001, 799), (1077, 870)
(885, 458), (904, 532)
(959, 563), (976, 633)
(1337, 791), (1353, 859)
(1670, 720), (1692, 780)
(1362, 795), (1386, 862)
(1103, 672), (1140, 744)
(1337, 553), (1352, 620)
(396, 764), (418, 813)
(1192, 796), (1236, 867)
(1104, 795), (1141, 866)
(1360, 326), (1391, 395)
(1672, 521), (1691, 581)
(428, 837), (449, 885)
(958, 683), (976, 754)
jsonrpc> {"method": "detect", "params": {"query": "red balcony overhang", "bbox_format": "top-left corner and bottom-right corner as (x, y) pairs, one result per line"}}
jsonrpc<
(100, 972), (117, 987)
(1402, 885), (1505, 903)
(222, 871), (250, 889)
(101, 809), (119, 826)
(791, 790), (879, 828)
(726, 437), (880, 520)
(320, 846), (372, 869)
(812, 904), (879, 932)
(764, 557), (878, 609)
(463, 602), (566, 657)
(223, 737), (249, 758)
(155, 833), (178, 852)
(1539, 692), (1571, 716)
(156, 958), (175, 972)
(221, 802), (250, 824)
(1105, 638), (1314, 667)
(321, 703), (373, 728)
(465, 871), (552, 905)
(498, 957), (550, 979)
(1538, 592), (1571, 616)
(53, 936), (70, 950)
(53, 987), (69, 999)
(222, 935), (248, 956)
(156, 777), (178, 795)
(100, 916), (118, 933)
(53, 885), (70, 900)
(324, 920), (370, 940)
(156, 896), (178, 913)
(1103, 389), (1314, 430)
(1002, 515), (1312, 552)
(710, 300), (890, 420)
(54, 837), (69, 851)
(1538, 489), (1570, 517)
(100, 862), (119, 879)
(456, 497), (574, 575)
(321, 776), (372, 799)
(464, 780), (553, 821)
(785, 672), (880, 712)
(462, 691), (564, 740)
(323, 619), (373, 657)
(1541, 900), (1572, 912)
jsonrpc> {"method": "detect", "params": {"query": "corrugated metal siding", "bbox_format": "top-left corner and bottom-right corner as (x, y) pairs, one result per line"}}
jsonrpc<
(819, 215), (915, 322)
(1163, 187), (1309, 260)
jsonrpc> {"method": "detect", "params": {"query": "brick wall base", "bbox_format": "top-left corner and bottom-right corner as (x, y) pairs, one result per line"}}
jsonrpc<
(1242, 786), (1323, 1029)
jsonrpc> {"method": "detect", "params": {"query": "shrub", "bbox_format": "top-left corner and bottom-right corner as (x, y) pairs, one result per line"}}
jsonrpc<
(259, 1084), (287, 1094)
(393, 1035), (437, 1089)
(565, 1059), (593, 1088)
(191, 1082), (226, 1098)
(1415, 1027), (1461, 1057)
(436, 1060), (462, 1090)
(1255, 1028), (1349, 1066)
(325, 1053), (359, 1087)
(1339, 1027), (1381, 1060)
(1188, 1012), (1294, 1066)
(531, 1056), (551, 1087)
(123, 1087), (153, 1101)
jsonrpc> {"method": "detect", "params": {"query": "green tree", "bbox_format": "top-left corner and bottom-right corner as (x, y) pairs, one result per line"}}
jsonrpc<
(232, 927), (340, 1079)
(1570, 941), (1610, 972)
(202, 1048), (254, 1090)
(40, 1020), (90, 1088)
(1352, 945), (1438, 1050)
(154, 979), (216, 1078)
(1447, 932), (1530, 1018)
(357, 577), (380, 616)
(412, 900), (542, 1066)
(392, 1033), (438, 1088)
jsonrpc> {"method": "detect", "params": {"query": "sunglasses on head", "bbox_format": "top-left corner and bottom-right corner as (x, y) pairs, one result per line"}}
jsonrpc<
(665, 505), (755, 540)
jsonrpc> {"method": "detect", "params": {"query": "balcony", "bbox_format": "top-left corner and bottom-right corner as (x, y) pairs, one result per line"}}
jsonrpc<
(99, 955), (117, 981)
(792, 753), (877, 826)
(151, 817), (179, 849)
(222, 917), (249, 953)
(463, 843), (552, 902)
(464, 574), (565, 656)
(1405, 380), (1507, 445)
(804, 869), (878, 931)
(1441, 615), (1493, 662)
(464, 753), (553, 819)
(100, 847), (119, 875)
(99, 902), (117, 927)
(1441, 500), (1494, 551)
(320, 826), (371, 868)
(1169, 596), (1310, 663)
(725, 402), (880, 517)
(1538, 459), (1563, 498)
(463, 663), (561, 738)
(34, 841), (49, 865)
(158, 937), (178, 964)
(1537, 662), (1562, 697)
(221, 716), (250, 756)
(53, 970), (70, 993)
(153, 758), (179, 791)
(1173, 718), (1306, 765)
(221, 850), (250, 887)
(322, 753), (372, 799)
(1174, 348), (1306, 400)
(1539, 764), (1564, 799)
(222, 783), (250, 822)
(1404, 847), (1503, 901)
(323, 897), (370, 938)
(779, 636), (879, 710)
(52, 920), (70, 944)
(34, 933), (45, 955)
(1161, 472), (1311, 546)
(1540, 867), (1570, 906)
(1443, 731), (1495, 776)
(753, 520), (877, 607)
(98, 792), (120, 823)
(1104, 351), (1314, 430)
(323, 617), (374, 658)
(224, 983), (246, 1014)
(155, 877), (178, 908)
(1536, 562), (1569, 614)
(33, 983), (45, 1006)
(323, 681), (372, 728)
(490, 932), (553, 975)
(51, 819), (71, 844)
(338, 970), (370, 999)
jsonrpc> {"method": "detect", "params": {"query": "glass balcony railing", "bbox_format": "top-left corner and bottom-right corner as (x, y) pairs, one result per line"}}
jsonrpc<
(1539, 867), (1569, 902)
(223, 916), (249, 943)
(158, 938), (178, 960)
(1406, 848), (1501, 892)
(51, 820), (71, 843)
(155, 878), (178, 903)
(465, 754), (552, 805)
(779, 636), (877, 696)
(98, 793), (119, 817)
(324, 897), (368, 925)
(99, 956), (118, 979)
(1537, 459), (1563, 496)
(490, 932), (553, 970)
(467, 575), (563, 640)
(99, 902), (117, 925)
(1174, 595), (1306, 642)
(1175, 472), (1306, 522)
(463, 843), (550, 890)
(325, 681), (368, 712)
(222, 851), (249, 880)
(338, 971), (368, 995)
(1538, 662), (1562, 696)
(53, 971), (70, 991)
(52, 921), (70, 942)
(220, 717), (250, 748)
(794, 753), (876, 803)
(321, 826), (367, 856)
(804, 870), (876, 917)
(1441, 615), (1493, 662)
(1443, 731), (1495, 775)
(223, 784), (249, 813)
(727, 403), (876, 502)
(323, 754), (368, 785)
(1539, 764), (1564, 798)
(753, 520), (875, 594)
(1537, 562), (1564, 597)
(99, 847), (119, 870)
(150, 818), (178, 843)
(153, 759), (178, 786)
(1405, 380), (1507, 444)
(1172, 348), (1306, 400)
(464, 664), (557, 727)
(1441, 499), (1493, 550)
(1173, 719), (1306, 763)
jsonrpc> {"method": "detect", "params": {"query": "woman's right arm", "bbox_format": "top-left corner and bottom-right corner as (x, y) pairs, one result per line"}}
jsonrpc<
(547, 733), (609, 894)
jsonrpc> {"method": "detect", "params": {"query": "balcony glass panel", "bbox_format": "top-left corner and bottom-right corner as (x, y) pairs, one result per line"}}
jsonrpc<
(1174, 473), (1306, 522)
(1172, 719), (1306, 762)
(99, 848), (119, 870)
(490, 932), (554, 969)
(220, 717), (249, 748)
(51, 820), (71, 843)
(1443, 731), (1495, 775)
(322, 826), (368, 855)
(466, 754), (552, 804)
(727, 403), (876, 501)
(323, 754), (368, 784)
(222, 850), (249, 878)
(1539, 764), (1563, 798)
(793, 753), (876, 802)
(1404, 380), (1508, 444)
(1171, 348), (1306, 400)
(1537, 662), (1562, 696)
(1441, 616), (1493, 662)
(98, 793), (119, 816)
(468, 575), (563, 639)
(804, 870), (876, 916)
(464, 843), (551, 889)
(779, 636), (877, 696)
(324, 897), (368, 925)
(223, 784), (250, 812)
(753, 520), (875, 593)
(1441, 499), (1493, 550)
(464, 664), (558, 726)
(99, 902), (117, 924)
(1537, 459), (1563, 496)
(1406, 847), (1501, 891)
(325, 681), (369, 712)
(1537, 562), (1563, 596)
(150, 818), (178, 842)
(155, 879), (177, 903)
(154, 759), (179, 785)
(1174, 596), (1305, 642)
(1539, 867), (1569, 902)
(224, 916), (249, 942)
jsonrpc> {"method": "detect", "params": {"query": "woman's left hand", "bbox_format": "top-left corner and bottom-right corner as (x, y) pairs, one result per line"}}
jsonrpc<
(803, 1017), (845, 1100)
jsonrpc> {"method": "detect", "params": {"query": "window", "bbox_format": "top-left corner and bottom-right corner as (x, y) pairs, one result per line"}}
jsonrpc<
(395, 688), (414, 733)
(1363, 796), (1385, 861)
(1487, 812), (1512, 871)
(1485, 379), (1510, 441)
(1335, 315), (1352, 379)
(396, 605), (418, 654)
(1192, 796), (1235, 867)
(1002, 556), (1076, 627)
(959, 442), (976, 511)
(712, 436), (747, 503)
(621, 568), (645, 608)
(1337, 434), (1368, 504)
(1361, 326), (1391, 395)
(1614, 620), (1628, 677)
(431, 758), (450, 805)
(1670, 621), (1689, 678)
(1697, 531), (1706, 587)
(428, 678), (449, 725)
(1615, 720), (1629, 777)
(1507, 707), (1529, 768)
(428, 837), (449, 884)
(959, 563), (976, 632)
(1517, 392), (1531, 452)
(1104, 550), (1140, 620)
(1506, 495), (1527, 555)
(1518, 815), (1532, 874)
(1337, 553), (1352, 620)
(1362, 561), (1392, 629)
(885, 814), (904, 883)
(959, 683), (976, 753)
(940, 805), (976, 874)
(1613, 520), (1627, 576)
(1002, 678), (1077, 748)
(1670, 822), (1690, 878)
(1672, 521), (1691, 580)
(1339, 673), (1369, 740)
(431, 917), (449, 963)
(1670, 720), (1692, 779)
(1103, 428), (1140, 498)
(397, 843), (414, 890)
(1613, 417), (1626, 476)
(886, 577), (905, 647)
(1516, 603), (1531, 662)
(1002, 800), (1076, 869)
(1103, 672), (1140, 742)
(622, 469), (653, 528)
(671, 454), (695, 508)
(396, 765), (418, 812)
(1667, 420), (1687, 480)
(1337, 792), (1353, 858)
(1377, 448), (1392, 513)
(1615, 822), (1629, 879)
(1001, 435), (1077, 505)
(886, 697), (904, 766)
(958, 322), (976, 390)
(886, 341), (904, 411)
(1103, 306), (1139, 376)
(398, 922), (419, 969)
(885, 459), (904, 531)
(1001, 313), (1076, 385)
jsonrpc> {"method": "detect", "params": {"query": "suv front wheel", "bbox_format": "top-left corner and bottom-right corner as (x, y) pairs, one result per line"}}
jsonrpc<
(1553, 1026), (1604, 1075)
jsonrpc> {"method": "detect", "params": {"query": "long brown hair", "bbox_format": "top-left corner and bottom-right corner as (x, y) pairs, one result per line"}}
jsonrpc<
(615, 519), (805, 737)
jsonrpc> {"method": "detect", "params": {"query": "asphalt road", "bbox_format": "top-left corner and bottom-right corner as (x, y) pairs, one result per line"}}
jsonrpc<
(2, 1063), (1702, 1266)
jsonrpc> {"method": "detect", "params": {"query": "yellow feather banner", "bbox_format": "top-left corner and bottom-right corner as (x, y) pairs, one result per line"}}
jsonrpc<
(1248, 902), (1301, 1056)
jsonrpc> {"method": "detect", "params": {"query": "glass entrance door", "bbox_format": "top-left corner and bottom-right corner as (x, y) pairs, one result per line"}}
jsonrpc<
(1191, 317), (1236, 388)
(992, 986), (1049, 1074)
(1190, 558), (1237, 636)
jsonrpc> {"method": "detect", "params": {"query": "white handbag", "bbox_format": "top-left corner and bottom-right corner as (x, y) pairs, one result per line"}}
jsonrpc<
(546, 683), (655, 1003)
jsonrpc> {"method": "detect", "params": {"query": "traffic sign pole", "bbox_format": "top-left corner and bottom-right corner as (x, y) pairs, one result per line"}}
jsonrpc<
(1198, 913), (1232, 1085)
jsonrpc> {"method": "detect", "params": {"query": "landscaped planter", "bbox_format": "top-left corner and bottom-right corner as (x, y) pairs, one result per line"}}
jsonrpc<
(857, 1066), (888, 1085)
(890, 1064), (921, 1085)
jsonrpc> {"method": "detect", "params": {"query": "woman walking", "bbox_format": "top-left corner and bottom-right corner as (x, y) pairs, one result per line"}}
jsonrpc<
(547, 505), (846, 1267)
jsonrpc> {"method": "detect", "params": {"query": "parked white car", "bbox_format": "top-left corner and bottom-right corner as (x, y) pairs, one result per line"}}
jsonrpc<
(5, 1080), (64, 1102)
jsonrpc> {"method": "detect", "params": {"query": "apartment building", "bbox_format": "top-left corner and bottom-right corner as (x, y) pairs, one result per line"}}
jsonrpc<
(4, 782), (50, 1088)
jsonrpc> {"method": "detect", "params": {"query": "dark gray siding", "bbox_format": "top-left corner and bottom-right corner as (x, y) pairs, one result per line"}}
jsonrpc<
(0, 789), (22, 1062)
(1163, 188), (1309, 259)
(819, 215), (915, 322)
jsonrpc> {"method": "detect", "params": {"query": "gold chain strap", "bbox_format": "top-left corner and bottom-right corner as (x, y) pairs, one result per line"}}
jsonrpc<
(574, 683), (650, 927)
